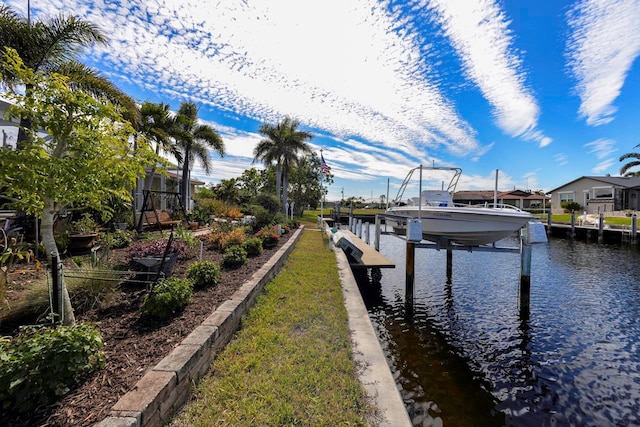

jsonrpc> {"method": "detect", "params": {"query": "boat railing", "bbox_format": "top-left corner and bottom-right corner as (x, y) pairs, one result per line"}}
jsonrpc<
(458, 202), (526, 212)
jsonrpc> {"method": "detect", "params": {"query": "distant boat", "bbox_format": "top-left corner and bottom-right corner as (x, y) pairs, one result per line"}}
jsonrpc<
(385, 166), (533, 246)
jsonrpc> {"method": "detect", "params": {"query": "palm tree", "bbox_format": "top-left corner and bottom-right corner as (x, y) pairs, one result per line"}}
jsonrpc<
(620, 145), (640, 176)
(254, 117), (313, 215)
(173, 101), (225, 209)
(0, 5), (139, 144)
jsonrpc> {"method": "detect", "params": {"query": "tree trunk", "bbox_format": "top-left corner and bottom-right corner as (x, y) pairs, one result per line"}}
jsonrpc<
(282, 168), (289, 216)
(275, 163), (282, 207)
(181, 148), (190, 209)
(41, 198), (75, 325)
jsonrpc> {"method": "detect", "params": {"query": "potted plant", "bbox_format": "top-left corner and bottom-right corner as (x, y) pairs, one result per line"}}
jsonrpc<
(67, 213), (100, 250)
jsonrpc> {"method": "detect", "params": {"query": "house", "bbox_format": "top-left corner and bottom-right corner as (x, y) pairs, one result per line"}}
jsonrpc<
(453, 190), (549, 211)
(547, 176), (640, 214)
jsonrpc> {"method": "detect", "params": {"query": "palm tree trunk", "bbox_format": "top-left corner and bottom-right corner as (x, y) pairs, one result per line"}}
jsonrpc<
(275, 163), (282, 207)
(282, 168), (289, 216)
(181, 148), (190, 209)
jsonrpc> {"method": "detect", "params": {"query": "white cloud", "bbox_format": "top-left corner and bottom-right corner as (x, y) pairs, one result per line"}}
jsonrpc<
(585, 138), (616, 173)
(567, 0), (640, 126)
(585, 138), (616, 159)
(28, 0), (486, 162)
(423, 0), (551, 144)
(554, 153), (568, 166)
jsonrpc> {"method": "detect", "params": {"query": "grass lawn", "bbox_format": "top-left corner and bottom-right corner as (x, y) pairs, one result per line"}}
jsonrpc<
(170, 222), (375, 426)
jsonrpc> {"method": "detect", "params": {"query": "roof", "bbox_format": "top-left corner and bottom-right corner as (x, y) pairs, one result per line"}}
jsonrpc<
(547, 176), (640, 193)
(453, 190), (549, 201)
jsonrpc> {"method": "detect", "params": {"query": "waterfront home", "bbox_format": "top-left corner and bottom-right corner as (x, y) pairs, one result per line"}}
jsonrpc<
(453, 189), (549, 211)
(547, 176), (640, 214)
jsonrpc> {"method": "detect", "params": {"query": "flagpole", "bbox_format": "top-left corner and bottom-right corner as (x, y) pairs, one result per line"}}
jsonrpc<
(320, 149), (324, 226)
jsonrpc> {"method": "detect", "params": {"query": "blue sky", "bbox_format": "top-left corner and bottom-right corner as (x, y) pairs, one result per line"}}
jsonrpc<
(4, 0), (640, 202)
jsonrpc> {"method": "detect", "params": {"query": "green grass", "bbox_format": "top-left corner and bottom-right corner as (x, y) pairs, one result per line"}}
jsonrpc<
(536, 213), (633, 226)
(171, 229), (375, 426)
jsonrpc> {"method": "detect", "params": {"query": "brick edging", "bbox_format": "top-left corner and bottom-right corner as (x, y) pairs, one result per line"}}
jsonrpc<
(94, 226), (304, 427)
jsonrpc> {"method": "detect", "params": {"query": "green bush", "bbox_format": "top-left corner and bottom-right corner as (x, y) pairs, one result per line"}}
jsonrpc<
(0, 323), (104, 413)
(248, 204), (274, 230)
(102, 229), (133, 249)
(221, 245), (248, 269)
(186, 261), (221, 288)
(141, 277), (194, 319)
(243, 237), (263, 257)
(561, 201), (582, 212)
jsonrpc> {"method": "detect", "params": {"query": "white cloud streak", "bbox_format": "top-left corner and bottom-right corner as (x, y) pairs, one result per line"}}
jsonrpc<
(422, 0), (551, 147)
(567, 0), (640, 126)
(585, 138), (616, 173)
(30, 0), (485, 161)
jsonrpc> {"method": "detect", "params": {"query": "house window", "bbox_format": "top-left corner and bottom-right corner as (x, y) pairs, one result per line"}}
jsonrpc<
(593, 186), (613, 199)
(559, 192), (574, 203)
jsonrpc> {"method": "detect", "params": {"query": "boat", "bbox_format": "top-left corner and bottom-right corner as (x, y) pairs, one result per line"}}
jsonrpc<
(385, 166), (534, 246)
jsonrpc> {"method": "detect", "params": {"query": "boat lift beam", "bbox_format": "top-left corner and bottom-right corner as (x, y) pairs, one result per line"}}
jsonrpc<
(374, 213), (533, 320)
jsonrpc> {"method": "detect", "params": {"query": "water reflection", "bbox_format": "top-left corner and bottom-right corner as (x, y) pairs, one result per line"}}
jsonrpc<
(356, 230), (640, 426)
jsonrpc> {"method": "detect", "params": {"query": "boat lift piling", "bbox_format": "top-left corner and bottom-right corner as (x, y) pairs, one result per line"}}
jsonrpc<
(374, 213), (544, 319)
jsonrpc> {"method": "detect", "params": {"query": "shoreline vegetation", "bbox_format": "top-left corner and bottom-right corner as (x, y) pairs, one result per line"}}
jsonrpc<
(170, 218), (377, 425)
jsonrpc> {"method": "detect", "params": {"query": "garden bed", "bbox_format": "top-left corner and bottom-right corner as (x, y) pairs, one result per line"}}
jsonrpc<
(1, 230), (293, 427)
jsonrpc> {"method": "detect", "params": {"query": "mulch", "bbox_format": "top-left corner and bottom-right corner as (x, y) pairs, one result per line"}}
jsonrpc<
(2, 230), (293, 427)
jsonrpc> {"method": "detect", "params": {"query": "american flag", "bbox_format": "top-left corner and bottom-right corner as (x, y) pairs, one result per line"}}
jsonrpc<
(321, 151), (331, 174)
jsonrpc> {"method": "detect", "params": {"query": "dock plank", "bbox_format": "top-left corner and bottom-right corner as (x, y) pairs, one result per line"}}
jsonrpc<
(334, 230), (395, 269)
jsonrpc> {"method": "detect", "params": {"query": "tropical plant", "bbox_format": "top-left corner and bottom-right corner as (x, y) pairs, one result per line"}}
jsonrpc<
(205, 226), (248, 252)
(0, 323), (104, 412)
(101, 230), (133, 249)
(140, 277), (193, 319)
(0, 5), (138, 146)
(0, 49), (158, 324)
(221, 245), (248, 269)
(254, 116), (313, 215)
(620, 144), (640, 176)
(186, 261), (221, 288)
(256, 225), (281, 248)
(173, 102), (225, 207)
(68, 213), (99, 235)
(243, 237), (263, 256)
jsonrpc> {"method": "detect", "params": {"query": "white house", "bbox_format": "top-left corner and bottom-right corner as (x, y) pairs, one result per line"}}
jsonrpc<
(547, 176), (640, 214)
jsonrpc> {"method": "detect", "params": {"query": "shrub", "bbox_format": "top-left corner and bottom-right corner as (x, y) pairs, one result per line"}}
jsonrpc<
(186, 261), (221, 288)
(101, 229), (133, 249)
(221, 245), (248, 269)
(253, 193), (280, 213)
(205, 226), (247, 252)
(561, 201), (582, 212)
(243, 237), (263, 257)
(247, 204), (273, 230)
(256, 225), (280, 248)
(0, 323), (104, 412)
(140, 277), (194, 319)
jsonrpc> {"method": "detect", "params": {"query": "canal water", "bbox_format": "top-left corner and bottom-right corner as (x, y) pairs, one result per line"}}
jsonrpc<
(355, 229), (640, 426)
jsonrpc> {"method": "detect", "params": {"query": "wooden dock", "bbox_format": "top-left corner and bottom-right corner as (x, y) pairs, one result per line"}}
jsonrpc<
(331, 229), (395, 269)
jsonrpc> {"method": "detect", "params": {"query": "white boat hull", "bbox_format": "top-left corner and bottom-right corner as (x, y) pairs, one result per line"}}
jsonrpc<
(385, 206), (533, 246)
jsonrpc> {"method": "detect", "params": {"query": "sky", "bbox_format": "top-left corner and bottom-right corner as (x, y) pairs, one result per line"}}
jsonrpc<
(2, 0), (640, 202)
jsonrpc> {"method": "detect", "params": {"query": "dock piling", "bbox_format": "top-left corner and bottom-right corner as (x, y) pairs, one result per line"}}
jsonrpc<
(519, 235), (531, 320)
(405, 240), (415, 316)
(598, 213), (604, 243)
(632, 214), (637, 245)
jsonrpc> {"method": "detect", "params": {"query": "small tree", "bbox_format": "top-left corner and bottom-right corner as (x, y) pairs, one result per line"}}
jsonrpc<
(0, 49), (158, 324)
